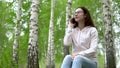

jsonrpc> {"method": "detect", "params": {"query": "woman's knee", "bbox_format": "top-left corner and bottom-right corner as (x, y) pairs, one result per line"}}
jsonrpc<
(62, 55), (72, 64)
(64, 55), (72, 60)
(73, 55), (84, 63)
(61, 55), (72, 68)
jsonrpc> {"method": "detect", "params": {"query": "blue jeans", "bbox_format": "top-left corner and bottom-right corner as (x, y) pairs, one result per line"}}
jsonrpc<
(61, 55), (97, 68)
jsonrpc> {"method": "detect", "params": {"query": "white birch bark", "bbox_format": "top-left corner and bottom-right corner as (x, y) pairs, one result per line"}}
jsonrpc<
(27, 0), (40, 68)
(13, 0), (22, 66)
(66, 0), (72, 25)
(102, 0), (116, 68)
(46, 0), (55, 68)
(64, 0), (72, 56)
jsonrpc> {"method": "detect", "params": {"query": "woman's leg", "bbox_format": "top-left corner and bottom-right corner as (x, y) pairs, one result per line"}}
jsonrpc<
(61, 55), (73, 68)
(72, 55), (97, 68)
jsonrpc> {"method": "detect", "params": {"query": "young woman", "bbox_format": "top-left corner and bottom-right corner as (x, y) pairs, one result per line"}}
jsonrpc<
(61, 7), (98, 68)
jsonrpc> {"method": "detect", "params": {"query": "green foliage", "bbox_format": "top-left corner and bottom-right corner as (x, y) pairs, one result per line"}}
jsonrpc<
(54, 0), (66, 59)
(98, 53), (104, 68)
(38, 0), (51, 60)
(1, 0), (120, 67)
(0, 1), (12, 68)
(0, 1), (8, 46)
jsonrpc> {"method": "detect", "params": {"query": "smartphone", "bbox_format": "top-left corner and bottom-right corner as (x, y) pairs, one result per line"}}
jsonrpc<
(70, 18), (78, 28)
(70, 18), (76, 24)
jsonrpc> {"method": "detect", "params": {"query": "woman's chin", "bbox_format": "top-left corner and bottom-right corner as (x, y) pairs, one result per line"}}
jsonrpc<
(75, 19), (79, 22)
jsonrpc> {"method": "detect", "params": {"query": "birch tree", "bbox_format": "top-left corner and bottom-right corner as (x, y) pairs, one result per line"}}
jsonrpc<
(64, 0), (72, 56)
(27, 0), (40, 68)
(46, 0), (55, 68)
(12, 0), (22, 66)
(102, 0), (116, 68)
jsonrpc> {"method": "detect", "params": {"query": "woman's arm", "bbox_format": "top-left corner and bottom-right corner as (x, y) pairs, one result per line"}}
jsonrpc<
(63, 24), (73, 46)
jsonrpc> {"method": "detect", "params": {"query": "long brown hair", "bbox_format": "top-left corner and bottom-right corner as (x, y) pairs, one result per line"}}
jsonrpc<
(71, 7), (95, 28)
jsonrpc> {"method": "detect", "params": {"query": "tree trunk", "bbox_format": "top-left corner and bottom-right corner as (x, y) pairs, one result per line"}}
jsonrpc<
(64, 0), (72, 56)
(12, 0), (22, 66)
(102, 0), (116, 68)
(46, 0), (55, 68)
(27, 0), (40, 68)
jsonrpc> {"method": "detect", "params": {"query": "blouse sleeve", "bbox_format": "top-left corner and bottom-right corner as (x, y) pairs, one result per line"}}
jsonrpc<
(79, 27), (98, 57)
(63, 24), (73, 46)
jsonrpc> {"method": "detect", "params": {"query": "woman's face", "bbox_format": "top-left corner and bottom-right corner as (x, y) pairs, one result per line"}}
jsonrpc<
(74, 8), (86, 22)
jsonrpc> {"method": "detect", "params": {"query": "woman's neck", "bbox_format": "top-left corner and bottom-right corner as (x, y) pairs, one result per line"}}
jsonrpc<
(78, 21), (85, 30)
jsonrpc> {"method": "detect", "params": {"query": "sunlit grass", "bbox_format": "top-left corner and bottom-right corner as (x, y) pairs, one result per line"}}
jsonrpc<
(39, 57), (63, 68)
(98, 54), (104, 68)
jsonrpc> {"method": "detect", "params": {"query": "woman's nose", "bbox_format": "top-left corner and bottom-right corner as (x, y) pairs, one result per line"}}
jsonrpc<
(74, 14), (78, 17)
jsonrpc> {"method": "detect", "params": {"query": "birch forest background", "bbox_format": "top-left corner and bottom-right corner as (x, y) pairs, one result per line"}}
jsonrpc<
(0, 0), (120, 68)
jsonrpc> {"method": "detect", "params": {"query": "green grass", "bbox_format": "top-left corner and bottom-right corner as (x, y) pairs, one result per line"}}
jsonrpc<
(39, 57), (63, 68)
(98, 54), (104, 68)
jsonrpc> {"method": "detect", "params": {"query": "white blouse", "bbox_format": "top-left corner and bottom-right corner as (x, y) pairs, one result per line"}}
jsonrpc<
(64, 24), (98, 62)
